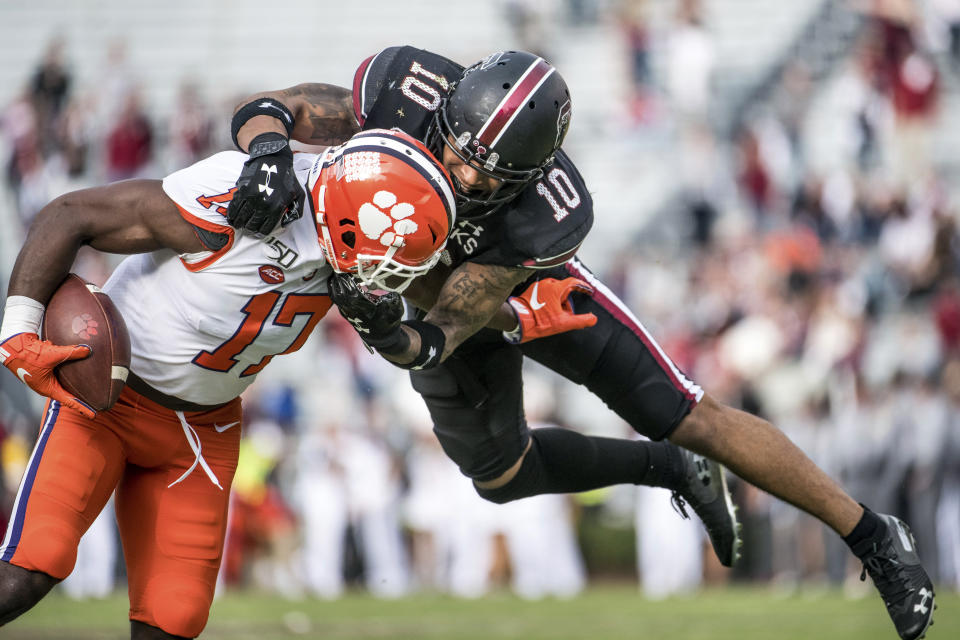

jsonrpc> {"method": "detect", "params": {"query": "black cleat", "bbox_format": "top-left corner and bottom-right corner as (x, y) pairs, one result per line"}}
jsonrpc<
(853, 513), (935, 640)
(669, 446), (742, 567)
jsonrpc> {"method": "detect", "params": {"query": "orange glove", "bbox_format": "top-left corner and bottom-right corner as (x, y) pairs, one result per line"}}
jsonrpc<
(0, 332), (95, 418)
(504, 277), (597, 344)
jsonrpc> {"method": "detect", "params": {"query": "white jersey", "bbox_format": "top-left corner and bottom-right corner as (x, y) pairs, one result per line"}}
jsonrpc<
(103, 151), (334, 405)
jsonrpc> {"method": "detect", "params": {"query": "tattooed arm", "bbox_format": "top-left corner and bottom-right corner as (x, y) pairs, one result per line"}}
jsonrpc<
(233, 84), (359, 151)
(380, 262), (531, 366)
(425, 263), (530, 352)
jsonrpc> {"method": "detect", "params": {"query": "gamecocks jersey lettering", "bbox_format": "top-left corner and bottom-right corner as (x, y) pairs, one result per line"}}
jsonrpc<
(353, 46), (594, 285)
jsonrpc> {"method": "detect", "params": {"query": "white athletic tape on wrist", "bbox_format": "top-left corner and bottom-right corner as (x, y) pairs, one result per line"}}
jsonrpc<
(1, 296), (45, 342)
(502, 298), (524, 344)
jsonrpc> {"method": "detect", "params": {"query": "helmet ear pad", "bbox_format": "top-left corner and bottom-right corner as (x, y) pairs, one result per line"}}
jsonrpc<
(316, 129), (456, 292)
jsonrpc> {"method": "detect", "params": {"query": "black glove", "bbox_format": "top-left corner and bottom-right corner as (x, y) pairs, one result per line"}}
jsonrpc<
(227, 132), (304, 236)
(328, 273), (406, 351)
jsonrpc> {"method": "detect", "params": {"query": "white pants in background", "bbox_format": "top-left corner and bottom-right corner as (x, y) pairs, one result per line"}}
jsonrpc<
(60, 498), (118, 599)
(635, 488), (703, 599)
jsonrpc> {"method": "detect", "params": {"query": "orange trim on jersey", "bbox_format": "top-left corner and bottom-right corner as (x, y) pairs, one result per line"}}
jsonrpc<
(174, 203), (236, 272)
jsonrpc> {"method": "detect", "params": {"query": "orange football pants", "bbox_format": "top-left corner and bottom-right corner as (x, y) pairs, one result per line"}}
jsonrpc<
(0, 386), (241, 638)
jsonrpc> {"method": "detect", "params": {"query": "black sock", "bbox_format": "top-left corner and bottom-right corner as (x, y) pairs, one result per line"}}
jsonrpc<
(528, 428), (683, 493)
(476, 428), (688, 503)
(843, 505), (883, 552)
(647, 441), (687, 489)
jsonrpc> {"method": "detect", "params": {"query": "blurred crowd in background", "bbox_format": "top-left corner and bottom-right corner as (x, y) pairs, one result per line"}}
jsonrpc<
(1, 0), (959, 605)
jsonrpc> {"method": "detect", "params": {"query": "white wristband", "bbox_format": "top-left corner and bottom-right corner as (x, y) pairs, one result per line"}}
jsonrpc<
(501, 298), (523, 344)
(1, 296), (45, 342)
(502, 327), (523, 345)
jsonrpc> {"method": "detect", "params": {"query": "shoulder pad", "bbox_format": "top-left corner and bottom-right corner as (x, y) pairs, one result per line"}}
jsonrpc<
(504, 151), (594, 268)
(353, 47), (463, 138)
(353, 46), (405, 126)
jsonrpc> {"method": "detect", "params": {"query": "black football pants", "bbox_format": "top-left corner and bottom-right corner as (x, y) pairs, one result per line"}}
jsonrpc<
(408, 258), (702, 482)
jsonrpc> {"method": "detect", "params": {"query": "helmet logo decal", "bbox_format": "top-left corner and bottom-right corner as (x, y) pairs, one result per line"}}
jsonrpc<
(556, 99), (572, 148)
(476, 58), (555, 150)
(477, 51), (506, 71)
(345, 130), (457, 228)
(471, 139), (488, 156)
(340, 151), (382, 183)
(320, 130), (456, 291)
(358, 190), (419, 248)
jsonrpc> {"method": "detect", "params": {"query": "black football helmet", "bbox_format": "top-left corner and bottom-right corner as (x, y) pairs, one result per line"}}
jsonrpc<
(430, 51), (572, 218)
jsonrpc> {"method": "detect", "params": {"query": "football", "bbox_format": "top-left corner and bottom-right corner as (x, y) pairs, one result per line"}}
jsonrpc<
(41, 274), (131, 412)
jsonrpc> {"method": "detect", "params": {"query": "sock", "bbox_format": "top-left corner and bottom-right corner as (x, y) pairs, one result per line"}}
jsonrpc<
(535, 428), (688, 492)
(477, 427), (687, 505)
(843, 505), (883, 554)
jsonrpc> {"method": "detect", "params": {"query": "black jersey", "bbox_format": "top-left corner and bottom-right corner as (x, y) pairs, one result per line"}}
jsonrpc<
(353, 46), (593, 284)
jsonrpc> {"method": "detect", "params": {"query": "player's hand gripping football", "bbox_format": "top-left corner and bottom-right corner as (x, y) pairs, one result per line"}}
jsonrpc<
(0, 332), (95, 418)
(227, 132), (304, 236)
(328, 273), (405, 348)
(504, 277), (598, 344)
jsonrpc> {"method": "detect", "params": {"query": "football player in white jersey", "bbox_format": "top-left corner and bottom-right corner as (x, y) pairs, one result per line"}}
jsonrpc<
(0, 128), (459, 639)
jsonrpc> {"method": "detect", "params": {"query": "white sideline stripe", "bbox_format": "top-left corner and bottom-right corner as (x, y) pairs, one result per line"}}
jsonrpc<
(572, 259), (704, 402)
(0, 402), (58, 557)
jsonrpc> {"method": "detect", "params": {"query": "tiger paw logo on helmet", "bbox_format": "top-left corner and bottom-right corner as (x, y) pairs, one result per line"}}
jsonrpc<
(358, 191), (418, 247)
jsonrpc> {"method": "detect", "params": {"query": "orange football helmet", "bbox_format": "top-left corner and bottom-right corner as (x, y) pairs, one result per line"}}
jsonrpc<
(313, 128), (456, 293)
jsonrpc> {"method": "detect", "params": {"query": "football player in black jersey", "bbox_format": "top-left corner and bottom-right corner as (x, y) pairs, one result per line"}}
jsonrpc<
(227, 48), (935, 639)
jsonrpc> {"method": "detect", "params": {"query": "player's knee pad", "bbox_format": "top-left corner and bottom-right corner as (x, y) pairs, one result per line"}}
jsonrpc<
(412, 354), (529, 483)
(589, 329), (698, 441)
(474, 441), (546, 505)
(140, 573), (214, 638)
(18, 528), (79, 580)
(7, 511), (82, 580)
(409, 366), (459, 401)
(8, 425), (117, 580)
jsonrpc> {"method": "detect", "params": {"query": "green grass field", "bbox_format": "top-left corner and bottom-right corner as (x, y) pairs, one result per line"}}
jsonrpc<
(6, 585), (956, 639)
